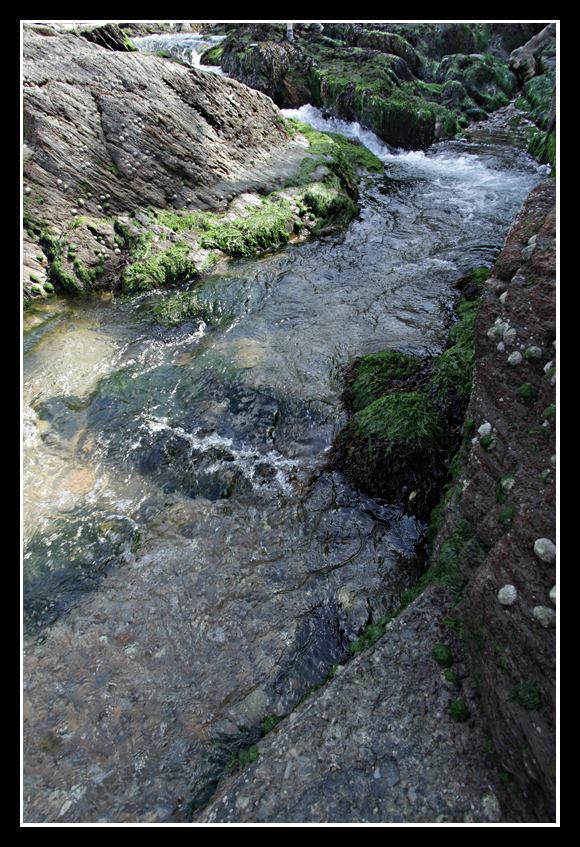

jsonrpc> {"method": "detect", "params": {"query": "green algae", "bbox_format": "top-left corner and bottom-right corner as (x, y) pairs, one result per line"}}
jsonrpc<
(351, 351), (422, 412)
(121, 243), (198, 292)
(200, 196), (294, 256)
(509, 682), (543, 712)
(449, 698), (470, 722)
(353, 392), (447, 454)
(432, 642), (454, 667)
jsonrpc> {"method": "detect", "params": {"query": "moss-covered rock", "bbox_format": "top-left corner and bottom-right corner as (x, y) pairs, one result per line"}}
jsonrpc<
(121, 243), (198, 292)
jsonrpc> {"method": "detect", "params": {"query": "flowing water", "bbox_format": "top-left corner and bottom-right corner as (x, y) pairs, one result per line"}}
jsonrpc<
(132, 32), (226, 72)
(22, 96), (550, 821)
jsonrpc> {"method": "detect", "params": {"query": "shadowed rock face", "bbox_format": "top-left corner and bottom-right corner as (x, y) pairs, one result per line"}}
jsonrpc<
(431, 178), (557, 821)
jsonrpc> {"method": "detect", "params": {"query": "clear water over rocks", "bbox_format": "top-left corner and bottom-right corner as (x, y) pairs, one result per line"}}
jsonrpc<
(22, 101), (549, 821)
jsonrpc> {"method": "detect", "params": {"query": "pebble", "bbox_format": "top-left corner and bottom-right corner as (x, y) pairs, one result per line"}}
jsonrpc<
(524, 346), (542, 362)
(478, 422), (492, 437)
(497, 585), (517, 605)
(533, 606), (556, 628)
(533, 538), (556, 564)
(507, 351), (522, 365)
(503, 327), (517, 345)
(549, 586), (556, 605)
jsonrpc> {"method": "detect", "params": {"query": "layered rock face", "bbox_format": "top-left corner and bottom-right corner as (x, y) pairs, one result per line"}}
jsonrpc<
(22, 26), (310, 295)
(431, 177), (557, 821)
(23, 26), (294, 224)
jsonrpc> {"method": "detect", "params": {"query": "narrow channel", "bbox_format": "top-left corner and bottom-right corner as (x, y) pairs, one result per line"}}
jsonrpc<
(22, 96), (549, 821)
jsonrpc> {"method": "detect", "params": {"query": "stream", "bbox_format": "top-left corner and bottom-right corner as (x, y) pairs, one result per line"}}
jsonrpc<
(22, 85), (549, 820)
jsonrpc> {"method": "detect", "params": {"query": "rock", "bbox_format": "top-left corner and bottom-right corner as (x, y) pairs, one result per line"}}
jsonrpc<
(533, 606), (556, 628)
(509, 24), (556, 85)
(497, 585), (517, 605)
(429, 177), (556, 822)
(23, 25), (371, 296)
(533, 538), (556, 564)
(549, 585), (556, 605)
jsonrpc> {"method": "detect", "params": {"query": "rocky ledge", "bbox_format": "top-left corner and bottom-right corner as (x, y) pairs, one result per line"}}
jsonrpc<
(23, 25), (379, 303)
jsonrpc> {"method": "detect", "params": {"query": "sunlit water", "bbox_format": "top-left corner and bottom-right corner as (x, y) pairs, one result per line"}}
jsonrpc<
(22, 99), (549, 821)
(132, 32), (226, 73)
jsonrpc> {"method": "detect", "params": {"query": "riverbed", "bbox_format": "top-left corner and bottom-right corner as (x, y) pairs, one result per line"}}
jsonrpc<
(22, 101), (549, 822)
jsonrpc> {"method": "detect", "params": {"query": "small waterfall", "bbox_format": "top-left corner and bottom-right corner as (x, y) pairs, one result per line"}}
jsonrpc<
(132, 32), (226, 71)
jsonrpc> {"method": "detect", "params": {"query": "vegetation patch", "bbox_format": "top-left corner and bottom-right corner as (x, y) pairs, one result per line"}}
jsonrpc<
(121, 243), (198, 293)
(353, 391), (447, 453)
(432, 642), (454, 667)
(349, 350), (422, 412)
(328, 269), (487, 522)
(449, 698), (470, 722)
(508, 682), (543, 712)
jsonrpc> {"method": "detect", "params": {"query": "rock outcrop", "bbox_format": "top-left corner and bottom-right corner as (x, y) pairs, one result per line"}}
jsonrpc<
(205, 23), (552, 150)
(23, 25), (380, 301)
(430, 177), (557, 821)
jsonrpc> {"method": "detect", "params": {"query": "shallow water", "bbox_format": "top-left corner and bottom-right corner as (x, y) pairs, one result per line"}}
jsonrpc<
(22, 105), (549, 822)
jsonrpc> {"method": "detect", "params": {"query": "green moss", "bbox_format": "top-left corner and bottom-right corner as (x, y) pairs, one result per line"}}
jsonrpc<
(49, 258), (83, 292)
(200, 197), (294, 256)
(353, 392), (447, 453)
(509, 682), (542, 712)
(350, 350), (421, 412)
(73, 257), (97, 288)
(121, 243), (198, 292)
(432, 642), (454, 667)
(444, 668), (461, 688)
(428, 297), (479, 407)
(543, 405), (556, 421)
(496, 473), (515, 504)
(480, 433), (494, 450)
(349, 613), (396, 655)
(449, 698), (470, 722)
(300, 181), (358, 233)
(498, 504), (515, 529)
(262, 715), (283, 735)
(200, 41), (225, 66)
(518, 383), (538, 401)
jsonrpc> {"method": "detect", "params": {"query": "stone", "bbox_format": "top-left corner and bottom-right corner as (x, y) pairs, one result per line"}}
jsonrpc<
(533, 538), (556, 564)
(549, 586), (556, 605)
(533, 606), (556, 628)
(507, 351), (522, 365)
(497, 585), (517, 605)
